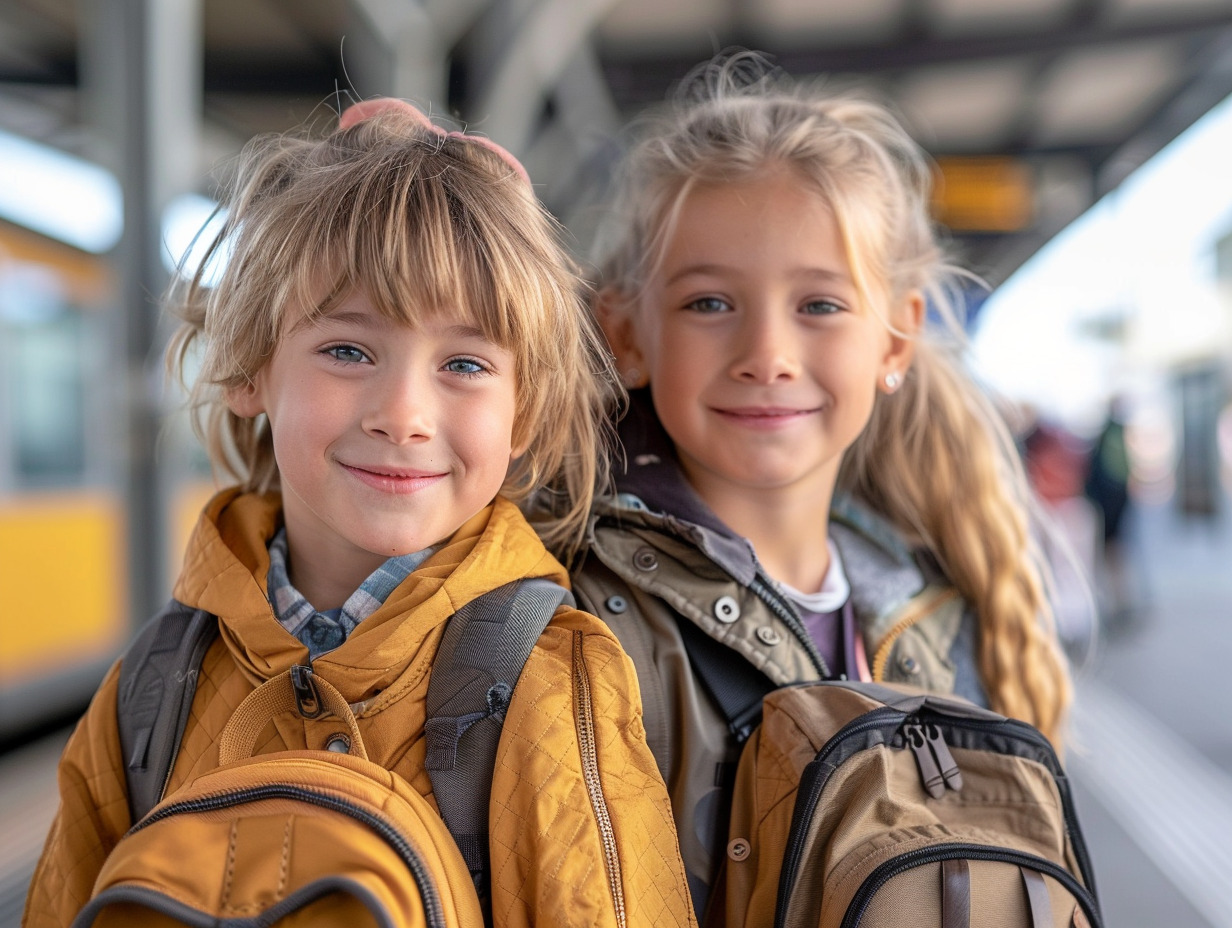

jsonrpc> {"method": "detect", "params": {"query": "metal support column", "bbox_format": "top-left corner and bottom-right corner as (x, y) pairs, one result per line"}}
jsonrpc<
(348, 0), (487, 111)
(471, 0), (621, 157)
(79, 0), (202, 627)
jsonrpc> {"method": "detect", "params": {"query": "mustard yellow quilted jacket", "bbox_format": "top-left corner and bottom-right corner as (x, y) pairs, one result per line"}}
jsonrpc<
(24, 489), (697, 928)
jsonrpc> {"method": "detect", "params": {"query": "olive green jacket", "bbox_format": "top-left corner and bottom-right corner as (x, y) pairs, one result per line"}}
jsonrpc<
(571, 392), (984, 916)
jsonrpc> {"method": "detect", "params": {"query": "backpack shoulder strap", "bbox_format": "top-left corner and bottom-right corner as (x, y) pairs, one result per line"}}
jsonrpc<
(674, 613), (775, 743)
(424, 577), (574, 911)
(116, 600), (219, 823)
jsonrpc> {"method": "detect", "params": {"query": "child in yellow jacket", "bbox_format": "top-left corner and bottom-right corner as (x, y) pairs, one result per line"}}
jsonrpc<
(24, 99), (695, 928)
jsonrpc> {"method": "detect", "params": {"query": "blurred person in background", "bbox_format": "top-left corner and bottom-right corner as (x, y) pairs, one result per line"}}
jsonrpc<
(1084, 394), (1135, 633)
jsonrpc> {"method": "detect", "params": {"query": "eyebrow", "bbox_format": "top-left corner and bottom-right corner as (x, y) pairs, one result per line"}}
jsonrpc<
(444, 323), (490, 340)
(298, 310), (371, 330)
(292, 311), (492, 342)
(664, 263), (853, 286)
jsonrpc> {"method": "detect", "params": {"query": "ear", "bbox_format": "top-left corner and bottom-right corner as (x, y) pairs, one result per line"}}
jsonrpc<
(224, 376), (265, 418)
(595, 287), (648, 389)
(879, 290), (924, 394)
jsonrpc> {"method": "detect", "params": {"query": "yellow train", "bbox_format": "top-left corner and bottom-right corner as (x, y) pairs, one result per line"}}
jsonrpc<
(0, 220), (211, 742)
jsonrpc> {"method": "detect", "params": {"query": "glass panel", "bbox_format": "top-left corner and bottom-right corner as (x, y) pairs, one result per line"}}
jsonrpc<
(0, 265), (88, 485)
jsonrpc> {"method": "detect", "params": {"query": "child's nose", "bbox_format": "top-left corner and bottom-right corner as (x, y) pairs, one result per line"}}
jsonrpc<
(731, 312), (801, 383)
(362, 370), (436, 443)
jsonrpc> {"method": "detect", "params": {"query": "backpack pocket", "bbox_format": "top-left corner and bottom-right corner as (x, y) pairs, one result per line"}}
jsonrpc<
(834, 849), (1095, 927)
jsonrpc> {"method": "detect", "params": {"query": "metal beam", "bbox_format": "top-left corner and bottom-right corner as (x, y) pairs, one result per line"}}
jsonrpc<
(469, 0), (621, 156)
(599, 10), (1232, 108)
(348, 0), (493, 112)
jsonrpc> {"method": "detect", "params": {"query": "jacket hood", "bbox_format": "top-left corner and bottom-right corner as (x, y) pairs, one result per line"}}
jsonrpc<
(173, 488), (568, 699)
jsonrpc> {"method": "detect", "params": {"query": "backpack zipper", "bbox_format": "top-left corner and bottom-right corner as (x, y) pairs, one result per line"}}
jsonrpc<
(131, 784), (447, 928)
(902, 721), (963, 797)
(773, 706), (1099, 928)
(774, 706), (906, 922)
(573, 630), (628, 928)
(915, 712), (1099, 899)
(839, 843), (1102, 928)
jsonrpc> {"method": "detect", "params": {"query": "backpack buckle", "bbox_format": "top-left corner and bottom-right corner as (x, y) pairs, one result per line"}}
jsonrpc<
(290, 664), (323, 719)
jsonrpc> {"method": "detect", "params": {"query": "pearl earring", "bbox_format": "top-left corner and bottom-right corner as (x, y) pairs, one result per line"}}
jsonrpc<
(884, 371), (902, 392)
(624, 367), (643, 388)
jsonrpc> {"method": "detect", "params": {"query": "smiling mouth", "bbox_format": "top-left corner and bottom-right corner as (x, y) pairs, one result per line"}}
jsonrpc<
(341, 463), (447, 493)
(714, 406), (819, 420)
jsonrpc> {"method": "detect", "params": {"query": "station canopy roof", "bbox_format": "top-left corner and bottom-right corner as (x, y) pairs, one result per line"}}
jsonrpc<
(3, 0), (1232, 286)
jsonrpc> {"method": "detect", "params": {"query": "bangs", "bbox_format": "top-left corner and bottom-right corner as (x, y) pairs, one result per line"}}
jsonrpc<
(250, 133), (538, 354)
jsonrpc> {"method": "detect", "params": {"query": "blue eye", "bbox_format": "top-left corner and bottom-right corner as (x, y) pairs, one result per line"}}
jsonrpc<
(324, 344), (369, 363)
(444, 357), (487, 375)
(801, 299), (844, 315)
(685, 297), (731, 314)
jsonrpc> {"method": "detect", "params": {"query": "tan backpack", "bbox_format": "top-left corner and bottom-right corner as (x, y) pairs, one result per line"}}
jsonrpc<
(720, 682), (1101, 928)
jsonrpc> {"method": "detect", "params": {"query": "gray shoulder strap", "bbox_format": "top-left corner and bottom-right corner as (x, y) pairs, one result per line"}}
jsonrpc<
(424, 577), (573, 911)
(116, 600), (218, 823)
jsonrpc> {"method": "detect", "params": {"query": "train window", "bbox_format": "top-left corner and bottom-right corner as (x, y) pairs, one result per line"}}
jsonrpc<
(0, 264), (91, 487)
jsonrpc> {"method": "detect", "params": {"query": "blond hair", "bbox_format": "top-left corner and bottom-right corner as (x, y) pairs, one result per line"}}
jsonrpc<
(167, 103), (617, 558)
(594, 54), (1071, 746)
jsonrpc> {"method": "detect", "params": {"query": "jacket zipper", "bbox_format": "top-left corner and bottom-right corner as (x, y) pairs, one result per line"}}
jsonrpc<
(131, 784), (447, 928)
(774, 707), (1100, 928)
(869, 586), (960, 681)
(840, 843), (1102, 928)
(573, 630), (628, 928)
(750, 572), (831, 679)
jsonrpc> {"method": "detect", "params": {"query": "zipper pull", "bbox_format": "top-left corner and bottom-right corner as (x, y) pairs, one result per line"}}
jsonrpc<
(924, 723), (964, 792)
(290, 664), (323, 719)
(905, 723), (946, 798)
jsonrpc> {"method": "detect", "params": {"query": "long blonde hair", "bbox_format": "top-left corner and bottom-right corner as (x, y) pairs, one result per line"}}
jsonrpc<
(167, 102), (618, 558)
(594, 54), (1071, 745)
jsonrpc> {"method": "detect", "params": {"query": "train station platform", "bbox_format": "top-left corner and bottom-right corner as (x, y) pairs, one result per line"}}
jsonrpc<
(2, 493), (1230, 927)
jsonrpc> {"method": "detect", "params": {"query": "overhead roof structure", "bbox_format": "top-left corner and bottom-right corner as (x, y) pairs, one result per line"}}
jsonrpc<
(3, 0), (1232, 635)
(3, 0), (1232, 285)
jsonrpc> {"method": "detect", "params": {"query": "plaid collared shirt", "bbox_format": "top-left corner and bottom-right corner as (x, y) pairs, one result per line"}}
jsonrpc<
(267, 528), (438, 659)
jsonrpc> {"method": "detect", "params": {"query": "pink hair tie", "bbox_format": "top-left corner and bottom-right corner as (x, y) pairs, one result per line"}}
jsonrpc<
(337, 98), (531, 187)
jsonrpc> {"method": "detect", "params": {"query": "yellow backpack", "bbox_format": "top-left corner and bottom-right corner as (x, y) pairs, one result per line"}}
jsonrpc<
(76, 668), (482, 928)
(79, 578), (571, 927)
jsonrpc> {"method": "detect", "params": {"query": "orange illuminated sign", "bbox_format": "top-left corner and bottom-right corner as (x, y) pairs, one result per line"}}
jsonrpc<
(932, 157), (1033, 232)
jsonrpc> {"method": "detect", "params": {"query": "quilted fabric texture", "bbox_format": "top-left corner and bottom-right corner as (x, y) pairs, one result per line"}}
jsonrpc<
(23, 489), (696, 928)
(490, 617), (695, 928)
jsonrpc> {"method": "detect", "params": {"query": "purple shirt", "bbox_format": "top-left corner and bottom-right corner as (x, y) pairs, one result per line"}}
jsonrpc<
(794, 600), (858, 680)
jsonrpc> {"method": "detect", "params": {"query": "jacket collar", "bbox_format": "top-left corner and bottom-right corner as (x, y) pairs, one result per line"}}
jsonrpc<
(173, 488), (567, 700)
